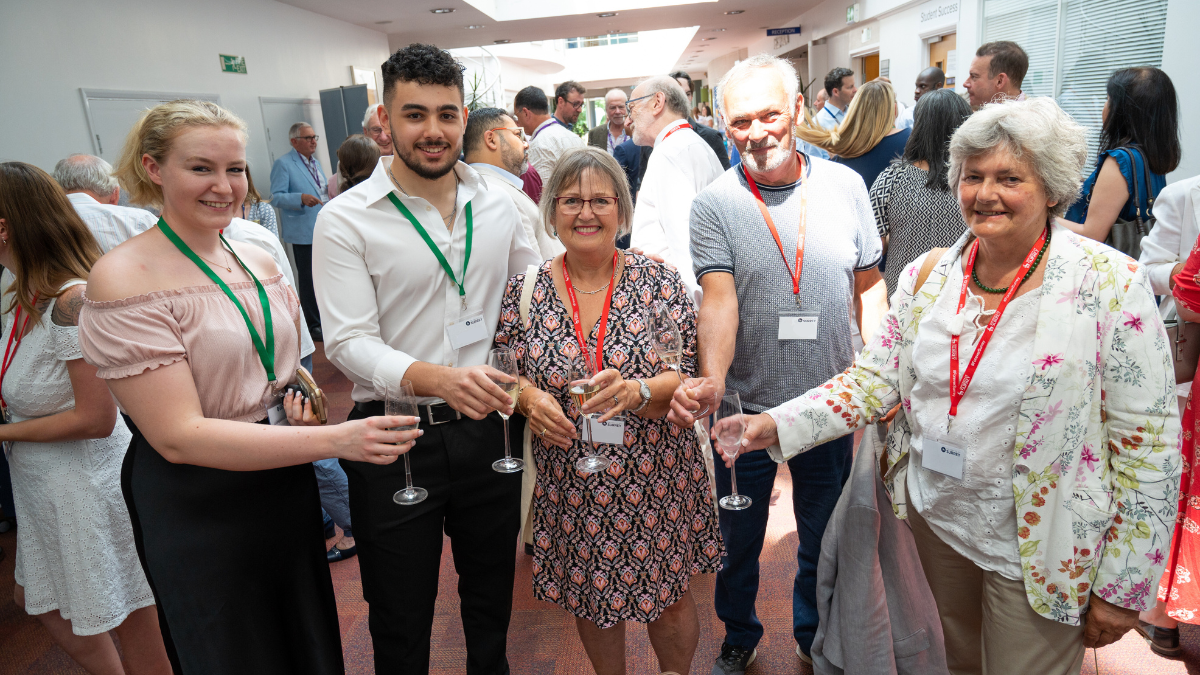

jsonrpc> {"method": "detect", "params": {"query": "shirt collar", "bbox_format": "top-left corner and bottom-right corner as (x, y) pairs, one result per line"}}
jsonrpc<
(654, 118), (691, 146)
(469, 162), (524, 189)
(66, 192), (99, 206)
(534, 118), (557, 134)
(362, 155), (485, 209)
(741, 149), (813, 188)
(822, 102), (845, 117)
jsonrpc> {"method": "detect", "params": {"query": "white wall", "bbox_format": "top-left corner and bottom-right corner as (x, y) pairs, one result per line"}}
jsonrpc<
(0, 0), (389, 180)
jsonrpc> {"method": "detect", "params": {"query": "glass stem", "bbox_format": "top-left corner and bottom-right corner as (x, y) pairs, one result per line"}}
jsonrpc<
(404, 453), (414, 491)
(502, 417), (512, 460)
(729, 462), (739, 498)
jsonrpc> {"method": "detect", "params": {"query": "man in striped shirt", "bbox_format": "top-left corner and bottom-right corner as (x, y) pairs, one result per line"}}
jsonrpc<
(53, 154), (156, 253)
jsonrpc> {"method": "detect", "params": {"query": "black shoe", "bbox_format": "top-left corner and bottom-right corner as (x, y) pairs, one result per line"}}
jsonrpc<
(326, 544), (356, 563)
(712, 642), (756, 675)
(310, 326), (323, 343)
(1136, 621), (1183, 657)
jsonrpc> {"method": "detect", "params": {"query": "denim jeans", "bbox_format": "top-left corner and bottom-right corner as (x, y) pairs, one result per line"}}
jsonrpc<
(712, 434), (852, 654)
(313, 457), (352, 538)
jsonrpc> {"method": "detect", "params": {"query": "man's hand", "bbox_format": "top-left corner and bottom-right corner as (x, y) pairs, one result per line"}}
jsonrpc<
(627, 247), (666, 264)
(667, 376), (724, 427)
(301, 193), (322, 207)
(434, 365), (513, 420)
(712, 412), (779, 467)
(1083, 593), (1140, 649)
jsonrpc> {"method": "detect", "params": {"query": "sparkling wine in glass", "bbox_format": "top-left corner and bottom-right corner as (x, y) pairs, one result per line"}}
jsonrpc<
(488, 347), (524, 473)
(568, 355), (611, 474)
(715, 391), (751, 511)
(644, 302), (709, 417)
(388, 380), (428, 506)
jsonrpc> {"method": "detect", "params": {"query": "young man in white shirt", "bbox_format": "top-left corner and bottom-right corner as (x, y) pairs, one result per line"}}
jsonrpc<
(627, 75), (723, 306)
(515, 83), (585, 182)
(313, 43), (539, 675)
(964, 41), (1028, 110)
(52, 154), (156, 253)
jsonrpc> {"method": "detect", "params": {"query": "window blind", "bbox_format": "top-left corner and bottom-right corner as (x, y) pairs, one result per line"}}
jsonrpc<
(981, 0), (1059, 99)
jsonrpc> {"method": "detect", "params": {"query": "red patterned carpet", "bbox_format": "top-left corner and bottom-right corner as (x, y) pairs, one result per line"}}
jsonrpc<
(0, 345), (1196, 673)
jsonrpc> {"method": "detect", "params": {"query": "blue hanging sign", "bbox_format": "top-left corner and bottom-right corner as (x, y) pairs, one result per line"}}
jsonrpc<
(766, 26), (802, 37)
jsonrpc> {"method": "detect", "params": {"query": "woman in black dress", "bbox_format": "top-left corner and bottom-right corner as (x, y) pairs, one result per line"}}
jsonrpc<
(77, 100), (418, 674)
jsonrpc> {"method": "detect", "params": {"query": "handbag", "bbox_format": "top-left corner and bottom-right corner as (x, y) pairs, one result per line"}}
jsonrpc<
(1163, 306), (1200, 384)
(1102, 147), (1156, 260)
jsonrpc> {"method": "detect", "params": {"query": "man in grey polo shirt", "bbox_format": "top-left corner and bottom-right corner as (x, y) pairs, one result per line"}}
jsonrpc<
(668, 54), (885, 674)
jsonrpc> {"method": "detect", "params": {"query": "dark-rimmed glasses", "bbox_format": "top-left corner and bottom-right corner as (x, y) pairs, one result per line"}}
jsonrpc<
(554, 196), (618, 215)
(296, 135), (319, 142)
(489, 126), (527, 142)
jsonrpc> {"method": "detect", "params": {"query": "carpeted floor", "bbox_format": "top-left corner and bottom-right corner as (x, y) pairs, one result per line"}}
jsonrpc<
(1, 346), (1198, 674)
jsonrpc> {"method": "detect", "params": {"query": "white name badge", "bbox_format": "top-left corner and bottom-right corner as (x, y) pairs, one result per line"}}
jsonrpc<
(923, 437), (965, 480)
(266, 396), (289, 426)
(778, 311), (820, 340)
(446, 310), (489, 350)
(581, 416), (626, 445)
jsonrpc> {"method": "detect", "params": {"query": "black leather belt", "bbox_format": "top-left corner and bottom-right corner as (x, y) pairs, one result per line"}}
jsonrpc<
(354, 400), (464, 425)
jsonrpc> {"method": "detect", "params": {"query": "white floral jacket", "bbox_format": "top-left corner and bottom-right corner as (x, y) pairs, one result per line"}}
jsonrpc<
(767, 224), (1181, 626)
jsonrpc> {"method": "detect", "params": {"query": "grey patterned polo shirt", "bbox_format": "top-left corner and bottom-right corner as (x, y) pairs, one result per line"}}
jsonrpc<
(690, 154), (882, 412)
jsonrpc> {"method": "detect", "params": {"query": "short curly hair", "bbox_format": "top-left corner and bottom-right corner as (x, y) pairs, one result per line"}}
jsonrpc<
(382, 43), (465, 107)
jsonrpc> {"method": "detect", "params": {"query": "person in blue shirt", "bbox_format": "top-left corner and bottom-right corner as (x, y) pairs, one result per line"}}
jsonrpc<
(803, 67), (857, 160)
(1063, 67), (1181, 245)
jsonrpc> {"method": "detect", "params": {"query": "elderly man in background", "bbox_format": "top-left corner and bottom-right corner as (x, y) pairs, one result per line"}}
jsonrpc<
(669, 71), (731, 171)
(587, 88), (628, 154)
(897, 66), (946, 130)
(465, 107), (564, 260)
(52, 153), (156, 252)
(271, 121), (327, 341)
(515, 84), (585, 184)
(628, 76), (723, 306)
(330, 104), (394, 199)
(964, 40), (1028, 109)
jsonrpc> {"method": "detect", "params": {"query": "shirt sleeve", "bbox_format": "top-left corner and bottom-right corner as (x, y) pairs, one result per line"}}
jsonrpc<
(851, 176), (884, 270)
(1172, 232), (1200, 314)
(270, 159), (304, 212)
(869, 163), (898, 239)
(78, 301), (187, 379)
(312, 206), (417, 398)
(690, 191), (734, 280)
(1138, 180), (1188, 296)
(493, 274), (526, 359)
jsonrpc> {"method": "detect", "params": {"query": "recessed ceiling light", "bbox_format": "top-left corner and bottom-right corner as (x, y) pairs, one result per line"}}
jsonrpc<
(597, 12), (617, 18)
(493, 39), (510, 43)
(430, 8), (454, 13)
(724, 9), (744, 14)
(759, 26), (770, 29)
(466, 24), (485, 28)
(701, 37), (717, 41)
(374, 20), (392, 24)
(711, 28), (726, 32)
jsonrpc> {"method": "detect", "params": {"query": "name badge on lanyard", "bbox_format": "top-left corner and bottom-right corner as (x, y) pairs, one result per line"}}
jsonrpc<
(743, 153), (808, 307)
(447, 309), (489, 350)
(778, 310), (820, 340)
(266, 395), (290, 426)
(922, 436), (966, 480)
(582, 416), (626, 445)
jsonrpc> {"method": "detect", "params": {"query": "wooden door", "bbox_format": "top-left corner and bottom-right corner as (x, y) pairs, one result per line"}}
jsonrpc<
(863, 53), (880, 82)
(929, 33), (957, 88)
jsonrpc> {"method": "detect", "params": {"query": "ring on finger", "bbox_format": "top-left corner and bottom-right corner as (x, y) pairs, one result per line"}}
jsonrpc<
(539, 427), (547, 437)
(611, 394), (619, 407)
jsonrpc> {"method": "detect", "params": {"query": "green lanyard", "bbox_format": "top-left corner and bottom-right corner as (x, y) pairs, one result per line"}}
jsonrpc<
(387, 193), (472, 308)
(157, 218), (276, 384)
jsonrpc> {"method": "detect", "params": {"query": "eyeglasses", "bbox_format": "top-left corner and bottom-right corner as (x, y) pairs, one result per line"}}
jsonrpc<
(624, 93), (655, 115)
(554, 196), (618, 215)
(366, 126), (385, 136)
(489, 126), (527, 142)
(297, 135), (320, 142)
(563, 99), (585, 110)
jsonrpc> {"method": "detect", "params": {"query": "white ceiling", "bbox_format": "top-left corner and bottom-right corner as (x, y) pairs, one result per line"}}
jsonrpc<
(277, 0), (818, 78)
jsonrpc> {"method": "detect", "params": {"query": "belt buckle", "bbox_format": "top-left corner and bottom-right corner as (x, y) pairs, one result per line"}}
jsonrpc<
(426, 405), (462, 426)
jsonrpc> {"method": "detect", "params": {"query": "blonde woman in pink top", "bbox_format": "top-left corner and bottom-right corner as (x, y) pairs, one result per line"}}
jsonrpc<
(78, 100), (419, 674)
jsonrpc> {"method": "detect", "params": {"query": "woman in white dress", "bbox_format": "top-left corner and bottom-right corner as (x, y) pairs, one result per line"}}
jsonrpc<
(0, 161), (170, 674)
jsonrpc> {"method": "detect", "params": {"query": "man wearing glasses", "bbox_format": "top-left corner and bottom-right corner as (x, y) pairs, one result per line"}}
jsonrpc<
(270, 121), (327, 341)
(516, 81), (586, 182)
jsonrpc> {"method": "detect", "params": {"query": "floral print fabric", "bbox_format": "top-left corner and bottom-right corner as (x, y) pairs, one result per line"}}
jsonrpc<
(767, 224), (1180, 626)
(494, 254), (723, 627)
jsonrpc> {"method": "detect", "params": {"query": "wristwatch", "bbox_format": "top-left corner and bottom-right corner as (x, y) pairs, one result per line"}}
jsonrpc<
(631, 378), (652, 413)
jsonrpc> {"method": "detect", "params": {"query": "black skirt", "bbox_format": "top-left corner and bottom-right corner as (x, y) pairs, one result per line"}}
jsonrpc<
(122, 420), (344, 675)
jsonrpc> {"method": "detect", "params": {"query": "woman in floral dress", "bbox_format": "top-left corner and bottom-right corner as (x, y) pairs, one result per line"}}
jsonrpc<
(494, 147), (722, 675)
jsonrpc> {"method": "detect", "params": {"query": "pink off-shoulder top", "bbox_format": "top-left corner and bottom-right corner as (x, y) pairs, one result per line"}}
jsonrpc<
(78, 274), (302, 423)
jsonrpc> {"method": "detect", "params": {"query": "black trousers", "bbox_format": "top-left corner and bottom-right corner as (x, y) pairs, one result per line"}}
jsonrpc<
(291, 243), (321, 333)
(343, 404), (522, 675)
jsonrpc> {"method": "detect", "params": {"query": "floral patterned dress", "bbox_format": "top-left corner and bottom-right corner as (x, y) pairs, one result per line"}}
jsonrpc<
(1160, 233), (1200, 621)
(494, 253), (723, 627)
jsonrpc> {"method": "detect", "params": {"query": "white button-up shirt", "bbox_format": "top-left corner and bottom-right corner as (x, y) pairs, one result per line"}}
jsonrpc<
(528, 118), (584, 183)
(223, 217), (315, 360)
(313, 157), (539, 404)
(630, 119), (724, 306)
(66, 192), (157, 253)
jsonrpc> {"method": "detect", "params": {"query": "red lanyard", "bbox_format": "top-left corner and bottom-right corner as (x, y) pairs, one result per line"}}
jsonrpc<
(0, 301), (34, 419)
(660, 120), (691, 143)
(561, 250), (619, 374)
(743, 152), (807, 300)
(949, 228), (1049, 420)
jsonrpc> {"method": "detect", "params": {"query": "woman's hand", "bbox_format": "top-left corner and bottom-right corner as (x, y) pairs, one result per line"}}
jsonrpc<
(1083, 593), (1140, 648)
(332, 416), (421, 465)
(285, 390), (322, 426)
(522, 387), (577, 449)
(580, 369), (638, 423)
(714, 413), (780, 468)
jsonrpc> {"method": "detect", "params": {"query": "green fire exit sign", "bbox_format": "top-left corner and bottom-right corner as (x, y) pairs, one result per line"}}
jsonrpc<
(220, 54), (247, 74)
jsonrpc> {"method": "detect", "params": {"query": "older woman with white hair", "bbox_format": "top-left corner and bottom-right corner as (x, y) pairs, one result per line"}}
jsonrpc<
(493, 146), (722, 675)
(724, 98), (1180, 673)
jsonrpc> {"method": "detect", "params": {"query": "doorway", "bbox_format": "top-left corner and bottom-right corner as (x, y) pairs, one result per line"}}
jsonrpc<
(259, 97), (323, 166)
(863, 53), (880, 82)
(929, 33), (958, 88)
(81, 89), (220, 165)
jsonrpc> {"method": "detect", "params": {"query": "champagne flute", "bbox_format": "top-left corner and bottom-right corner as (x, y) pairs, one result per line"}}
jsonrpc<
(644, 302), (710, 416)
(568, 354), (611, 474)
(488, 347), (524, 473)
(715, 391), (752, 511)
(388, 380), (428, 506)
